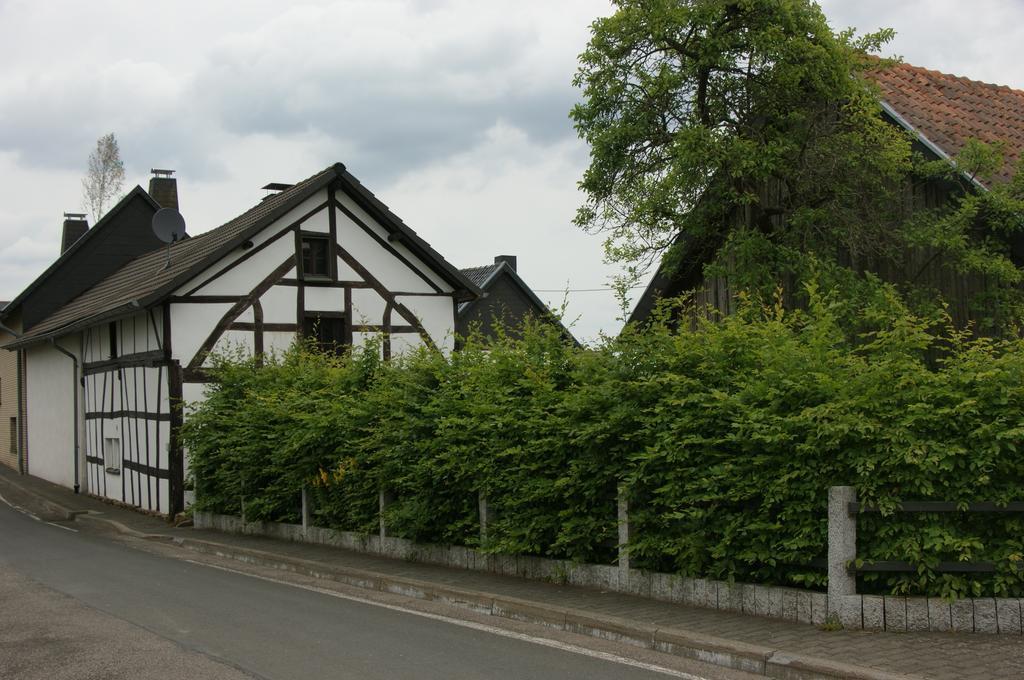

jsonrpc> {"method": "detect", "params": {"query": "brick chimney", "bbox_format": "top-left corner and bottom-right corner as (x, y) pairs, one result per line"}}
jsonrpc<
(494, 255), (517, 272)
(149, 168), (178, 210)
(61, 213), (88, 254)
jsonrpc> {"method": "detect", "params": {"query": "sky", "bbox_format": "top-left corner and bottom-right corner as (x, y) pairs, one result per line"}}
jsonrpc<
(1, 0), (1023, 342)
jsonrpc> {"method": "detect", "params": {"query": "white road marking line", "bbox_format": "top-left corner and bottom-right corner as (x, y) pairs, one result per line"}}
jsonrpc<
(0, 490), (78, 532)
(0, 489), (41, 521)
(184, 559), (711, 680)
(45, 521), (79, 533)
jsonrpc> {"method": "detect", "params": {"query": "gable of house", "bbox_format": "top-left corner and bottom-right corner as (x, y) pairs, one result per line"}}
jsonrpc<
(2, 188), (165, 331)
(457, 257), (576, 344)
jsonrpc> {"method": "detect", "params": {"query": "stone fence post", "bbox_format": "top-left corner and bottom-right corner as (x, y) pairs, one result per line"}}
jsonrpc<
(478, 490), (495, 544)
(618, 484), (631, 580)
(379, 489), (395, 539)
(301, 485), (311, 537)
(828, 486), (858, 604)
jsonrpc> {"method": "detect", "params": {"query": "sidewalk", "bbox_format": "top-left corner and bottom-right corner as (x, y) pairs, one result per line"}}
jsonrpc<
(2, 467), (1021, 680)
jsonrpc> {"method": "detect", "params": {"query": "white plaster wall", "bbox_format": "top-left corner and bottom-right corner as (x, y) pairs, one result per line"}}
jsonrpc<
(264, 331), (297, 358)
(336, 212), (434, 293)
(301, 208), (330, 234)
(25, 341), (81, 490)
(181, 381), (209, 488)
(335, 193), (452, 293)
(190, 234), (297, 297)
(175, 192), (328, 295)
(259, 286), (297, 325)
(209, 330), (256, 362)
(397, 295), (456, 355)
(304, 286), (345, 313)
(336, 257), (362, 281)
(170, 302), (234, 366)
(390, 333), (424, 355)
(350, 288), (387, 325)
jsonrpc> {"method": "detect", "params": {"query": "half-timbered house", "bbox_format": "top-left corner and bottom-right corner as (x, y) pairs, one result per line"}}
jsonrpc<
(6, 163), (480, 517)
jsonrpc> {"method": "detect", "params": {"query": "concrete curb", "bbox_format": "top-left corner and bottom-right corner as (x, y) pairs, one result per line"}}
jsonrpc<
(160, 535), (922, 680)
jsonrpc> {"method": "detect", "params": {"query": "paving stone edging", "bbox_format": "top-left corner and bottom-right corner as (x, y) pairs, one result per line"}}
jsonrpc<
(194, 511), (1024, 636)
(172, 532), (919, 680)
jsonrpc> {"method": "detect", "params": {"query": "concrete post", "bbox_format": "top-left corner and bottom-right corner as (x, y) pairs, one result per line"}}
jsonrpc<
(828, 486), (858, 601)
(379, 489), (393, 539)
(478, 490), (495, 544)
(618, 484), (631, 578)
(301, 485), (311, 536)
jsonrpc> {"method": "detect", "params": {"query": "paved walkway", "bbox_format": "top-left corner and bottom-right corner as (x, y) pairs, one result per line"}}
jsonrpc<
(1, 467), (1021, 680)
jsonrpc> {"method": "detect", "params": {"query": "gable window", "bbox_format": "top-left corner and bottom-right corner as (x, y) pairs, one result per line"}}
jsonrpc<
(109, 322), (118, 359)
(303, 313), (347, 355)
(301, 235), (331, 279)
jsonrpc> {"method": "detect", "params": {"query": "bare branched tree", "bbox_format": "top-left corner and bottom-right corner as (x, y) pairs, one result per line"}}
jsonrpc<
(82, 133), (126, 222)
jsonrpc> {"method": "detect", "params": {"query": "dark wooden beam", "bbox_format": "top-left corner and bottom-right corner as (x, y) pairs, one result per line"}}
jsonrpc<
(85, 410), (172, 422)
(167, 295), (245, 304)
(351, 324), (417, 334)
(167, 361), (185, 517)
(229, 322), (298, 332)
(276, 278), (367, 288)
(123, 458), (170, 480)
(83, 350), (168, 375)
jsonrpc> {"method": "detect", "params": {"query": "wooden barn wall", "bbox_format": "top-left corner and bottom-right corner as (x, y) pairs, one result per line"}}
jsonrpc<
(677, 174), (1002, 331)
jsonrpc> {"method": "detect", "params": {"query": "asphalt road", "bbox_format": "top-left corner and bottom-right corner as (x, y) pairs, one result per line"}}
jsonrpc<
(0, 502), (736, 680)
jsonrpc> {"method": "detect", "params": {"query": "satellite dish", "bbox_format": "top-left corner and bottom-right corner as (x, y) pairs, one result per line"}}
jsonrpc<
(152, 208), (186, 244)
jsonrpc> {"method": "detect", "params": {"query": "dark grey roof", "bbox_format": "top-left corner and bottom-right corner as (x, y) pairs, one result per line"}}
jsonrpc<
(0, 302), (8, 311)
(460, 263), (502, 291)
(0, 186), (162, 322)
(11, 163), (480, 348)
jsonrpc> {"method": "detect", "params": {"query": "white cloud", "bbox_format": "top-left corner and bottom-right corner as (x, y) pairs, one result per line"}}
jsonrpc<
(1, 0), (1022, 338)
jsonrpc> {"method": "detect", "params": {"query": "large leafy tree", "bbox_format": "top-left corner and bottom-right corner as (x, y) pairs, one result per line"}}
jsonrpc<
(571, 0), (1024, 324)
(572, 1), (905, 274)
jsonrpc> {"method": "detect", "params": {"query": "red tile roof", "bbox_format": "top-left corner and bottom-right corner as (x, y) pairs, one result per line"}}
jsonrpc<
(871, 61), (1024, 185)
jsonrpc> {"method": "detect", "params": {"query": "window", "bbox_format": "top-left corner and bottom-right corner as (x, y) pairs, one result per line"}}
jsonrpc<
(301, 235), (331, 279)
(9, 418), (15, 454)
(303, 313), (347, 355)
(104, 437), (121, 474)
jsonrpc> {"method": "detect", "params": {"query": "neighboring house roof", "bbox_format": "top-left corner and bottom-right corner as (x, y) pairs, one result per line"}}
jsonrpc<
(0, 186), (163, 326)
(626, 60), (1024, 326)
(873, 62), (1024, 185)
(458, 261), (532, 314)
(457, 259), (577, 344)
(458, 263), (505, 303)
(10, 162), (481, 348)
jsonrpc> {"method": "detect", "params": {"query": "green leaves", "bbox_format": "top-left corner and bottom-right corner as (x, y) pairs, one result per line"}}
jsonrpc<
(184, 295), (1024, 597)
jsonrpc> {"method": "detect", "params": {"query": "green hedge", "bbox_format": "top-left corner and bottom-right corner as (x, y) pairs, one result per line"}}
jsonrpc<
(183, 290), (1024, 598)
